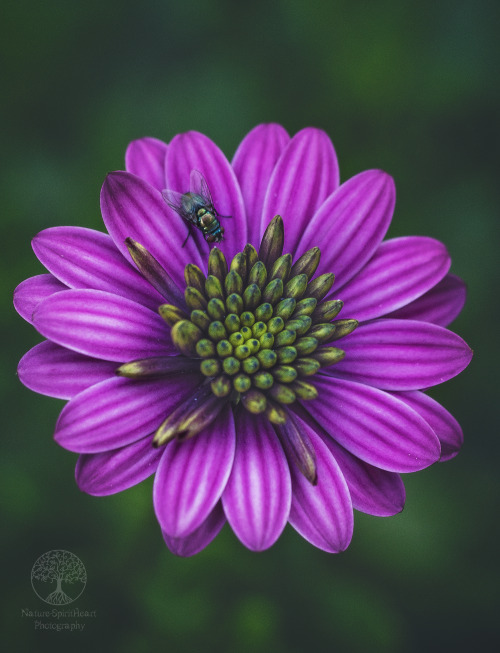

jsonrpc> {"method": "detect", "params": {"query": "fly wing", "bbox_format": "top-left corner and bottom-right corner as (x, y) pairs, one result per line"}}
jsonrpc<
(190, 169), (214, 208)
(161, 187), (197, 224)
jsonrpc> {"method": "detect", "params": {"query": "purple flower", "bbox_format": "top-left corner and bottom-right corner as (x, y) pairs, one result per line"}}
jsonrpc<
(14, 125), (472, 556)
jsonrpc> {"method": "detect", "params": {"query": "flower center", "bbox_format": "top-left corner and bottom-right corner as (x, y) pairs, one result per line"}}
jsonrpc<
(161, 216), (356, 418)
(118, 216), (357, 458)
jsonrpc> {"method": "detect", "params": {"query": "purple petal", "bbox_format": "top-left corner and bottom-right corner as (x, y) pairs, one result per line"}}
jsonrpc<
(75, 433), (163, 496)
(262, 128), (340, 257)
(32, 226), (164, 311)
(162, 503), (226, 557)
(101, 171), (203, 291)
(336, 237), (451, 322)
(222, 411), (291, 551)
(395, 390), (464, 461)
(300, 170), (396, 286)
(125, 137), (169, 190)
(17, 341), (117, 400)
(231, 123), (290, 245)
(55, 373), (201, 453)
(291, 404), (405, 516)
(33, 289), (174, 362)
(287, 423), (353, 553)
(386, 274), (467, 326)
(331, 319), (473, 390)
(306, 375), (441, 472)
(14, 274), (67, 324)
(165, 131), (247, 260)
(154, 405), (235, 538)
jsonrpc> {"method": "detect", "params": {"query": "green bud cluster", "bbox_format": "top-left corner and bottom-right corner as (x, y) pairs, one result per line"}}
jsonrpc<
(159, 216), (357, 424)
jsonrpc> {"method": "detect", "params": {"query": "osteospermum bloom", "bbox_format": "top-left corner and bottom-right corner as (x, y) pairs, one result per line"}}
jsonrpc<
(15, 125), (472, 556)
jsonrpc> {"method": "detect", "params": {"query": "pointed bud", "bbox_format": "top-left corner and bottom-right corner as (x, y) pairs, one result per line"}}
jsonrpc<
(158, 304), (188, 327)
(312, 347), (345, 366)
(262, 278), (284, 304)
(259, 332), (275, 350)
(230, 252), (247, 283)
(116, 356), (198, 378)
(308, 323), (337, 343)
(259, 215), (284, 270)
(185, 286), (207, 311)
(195, 338), (216, 358)
(292, 297), (317, 318)
(256, 349), (278, 368)
(269, 253), (292, 283)
(274, 297), (296, 320)
(206, 298), (226, 321)
(205, 275), (224, 300)
(329, 319), (359, 340)
(274, 416), (317, 485)
(243, 243), (259, 275)
(184, 264), (205, 294)
(269, 383), (296, 404)
(295, 337), (319, 355)
(248, 261), (268, 289)
(251, 321), (267, 338)
(272, 365), (298, 383)
(242, 356), (260, 374)
(216, 340), (233, 358)
(289, 247), (321, 280)
(312, 299), (343, 322)
(240, 311), (255, 328)
(225, 270), (243, 296)
(291, 380), (318, 400)
(255, 302), (273, 322)
(285, 316), (312, 335)
(276, 346), (297, 364)
(222, 356), (240, 375)
(307, 273), (335, 301)
(294, 358), (320, 376)
(274, 329), (297, 347)
(224, 313), (241, 333)
(171, 320), (202, 356)
(243, 283), (261, 309)
(125, 237), (185, 306)
(225, 292), (243, 315)
(267, 316), (285, 335)
(208, 321), (227, 341)
(284, 274), (308, 300)
(208, 247), (228, 280)
(200, 358), (221, 376)
(190, 309), (211, 331)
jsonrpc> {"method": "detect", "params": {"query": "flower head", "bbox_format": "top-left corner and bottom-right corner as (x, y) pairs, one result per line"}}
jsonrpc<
(14, 125), (472, 556)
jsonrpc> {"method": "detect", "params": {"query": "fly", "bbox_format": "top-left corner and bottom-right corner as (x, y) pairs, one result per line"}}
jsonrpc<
(162, 170), (226, 246)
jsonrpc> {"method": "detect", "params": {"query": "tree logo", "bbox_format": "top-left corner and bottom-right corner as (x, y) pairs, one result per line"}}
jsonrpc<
(31, 550), (87, 605)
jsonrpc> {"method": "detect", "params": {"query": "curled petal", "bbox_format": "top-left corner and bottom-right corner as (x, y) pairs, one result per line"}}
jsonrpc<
(162, 503), (226, 557)
(307, 375), (441, 473)
(262, 128), (339, 257)
(33, 289), (174, 362)
(55, 373), (201, 453)
(232, 123), (290, 245)
(222, 411), (291, 551)
(32, 226), (164, 310)
(18, 341), (117, 400)
(14, 274), (67, 324)
(165, 131), (247, 260)
(125, 137), (169, 190)
(75, 434), (163, 496)
(291, 404), (405, 516)
(287, 424), (353, 553)
(331, 319), (473, 390)
(395, 390), (464, 461)
(101, 171), (203, 291)
(301, 170), (395, 285)
(386, 273), (467, 326)
(154, 405), (235, 538)
(336, 236), (451, 322)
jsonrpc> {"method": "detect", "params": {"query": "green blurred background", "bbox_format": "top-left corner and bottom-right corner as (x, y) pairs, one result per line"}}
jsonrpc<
(2, 1), (498, 651)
